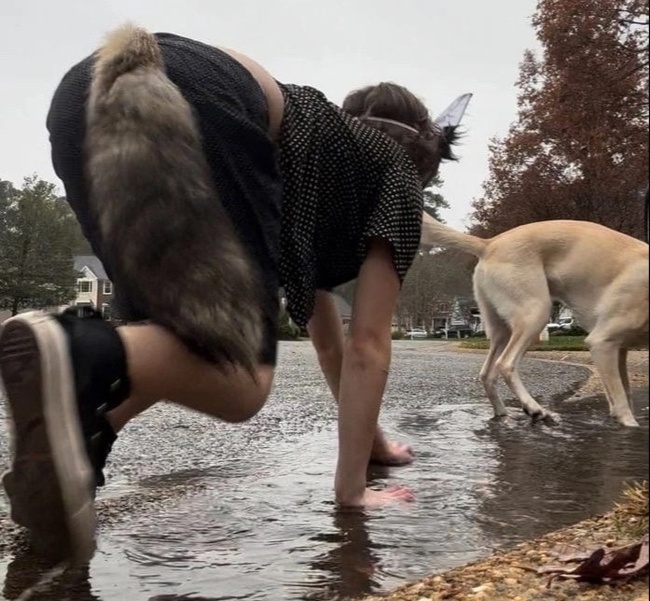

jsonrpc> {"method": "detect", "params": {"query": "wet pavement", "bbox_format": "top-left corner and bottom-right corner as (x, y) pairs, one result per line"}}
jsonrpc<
(0, 341), (648, 600)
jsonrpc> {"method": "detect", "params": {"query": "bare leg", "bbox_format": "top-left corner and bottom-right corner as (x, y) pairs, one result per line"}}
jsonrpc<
(308, 291), (413, 466)
(107, 323), (274, 432)
(0, 312), (274, 566)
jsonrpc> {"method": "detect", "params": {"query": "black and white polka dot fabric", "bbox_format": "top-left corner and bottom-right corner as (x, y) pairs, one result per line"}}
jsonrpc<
(276, 83), (424, 327)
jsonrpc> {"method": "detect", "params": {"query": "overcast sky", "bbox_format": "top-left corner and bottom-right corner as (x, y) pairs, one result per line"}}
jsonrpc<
(1, 0), (539, 230)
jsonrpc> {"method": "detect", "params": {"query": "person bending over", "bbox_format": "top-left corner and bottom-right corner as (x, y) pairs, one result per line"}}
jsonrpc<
(0, 25), (459, 563)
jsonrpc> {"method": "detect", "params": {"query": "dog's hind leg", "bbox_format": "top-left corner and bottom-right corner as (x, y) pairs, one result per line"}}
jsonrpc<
(587, 336), (639, 427)
(619, 348), (631, 401)
(477, 302), (509, 418)
(495, 303), (558, 423)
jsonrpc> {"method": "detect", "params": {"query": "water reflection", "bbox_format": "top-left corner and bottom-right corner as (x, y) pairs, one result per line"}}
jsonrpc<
(303, 509), (379, 600)
(2, 550), (98, 601)
(473, 394), (650, 547)
(149, 592), (283, 601)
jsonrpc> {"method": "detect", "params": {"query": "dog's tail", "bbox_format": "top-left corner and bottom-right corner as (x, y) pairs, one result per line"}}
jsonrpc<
(420, 212), (487, 257)
(85, 24), (264, 371)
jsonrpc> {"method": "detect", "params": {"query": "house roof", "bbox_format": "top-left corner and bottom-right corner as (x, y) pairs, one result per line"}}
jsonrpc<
(74, 255), (109, 280)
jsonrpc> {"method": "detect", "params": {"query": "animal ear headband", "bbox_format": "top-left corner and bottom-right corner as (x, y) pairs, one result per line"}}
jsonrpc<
(433, 93), (473, 133)
(363, 93), (473, 136)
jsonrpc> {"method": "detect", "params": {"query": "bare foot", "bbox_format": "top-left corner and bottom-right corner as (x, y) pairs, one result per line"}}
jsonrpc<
(338, 485), (415, 508)
(369, 441), (414, 466)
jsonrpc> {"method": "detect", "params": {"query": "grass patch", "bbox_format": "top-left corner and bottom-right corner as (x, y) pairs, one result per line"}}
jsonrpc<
(612, 481), (649, 539)
(459, 336), (588, 351)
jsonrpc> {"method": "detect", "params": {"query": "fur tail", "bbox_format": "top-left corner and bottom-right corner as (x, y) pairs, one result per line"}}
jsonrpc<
(420, 212), (487, 257)
(85, 24), (264, 370)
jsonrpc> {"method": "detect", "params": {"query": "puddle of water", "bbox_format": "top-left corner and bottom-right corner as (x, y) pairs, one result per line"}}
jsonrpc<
(1, 347), (648, 601)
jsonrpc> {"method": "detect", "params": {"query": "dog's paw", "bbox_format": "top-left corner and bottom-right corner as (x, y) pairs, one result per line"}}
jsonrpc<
(490, 411), (509, 421)
(613, 414), (640, 428)
(540, 410), (561, 425)
(527, 408), (560, 425)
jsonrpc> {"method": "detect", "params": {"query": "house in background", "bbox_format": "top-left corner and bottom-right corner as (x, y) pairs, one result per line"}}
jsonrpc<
(423, 296), (481, 333)
(72, 255), (114, 318)
(1, 255), (114, 324)
(436, 298), (483, 334)
(332, 294), (353, 331)
(431, 299), (454, 331)
(280, 288), (352, 331)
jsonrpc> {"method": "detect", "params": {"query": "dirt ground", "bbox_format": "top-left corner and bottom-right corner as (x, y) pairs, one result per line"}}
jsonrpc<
(361, 349), (649, 601)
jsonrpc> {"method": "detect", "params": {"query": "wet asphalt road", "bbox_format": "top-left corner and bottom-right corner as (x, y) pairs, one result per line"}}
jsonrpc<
(0, 341), (648, 600)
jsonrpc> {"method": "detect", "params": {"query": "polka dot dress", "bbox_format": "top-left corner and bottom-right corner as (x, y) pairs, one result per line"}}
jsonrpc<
(276, 83), (424, 327)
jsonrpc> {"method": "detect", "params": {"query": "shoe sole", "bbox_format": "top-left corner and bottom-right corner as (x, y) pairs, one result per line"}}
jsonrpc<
(0, 311), (96, 565)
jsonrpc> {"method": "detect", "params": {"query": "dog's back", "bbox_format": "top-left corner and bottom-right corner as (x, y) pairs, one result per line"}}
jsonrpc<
(422, 215), (648, 340)
(481, 221), (647, 336)
(484, 220), (648, 305)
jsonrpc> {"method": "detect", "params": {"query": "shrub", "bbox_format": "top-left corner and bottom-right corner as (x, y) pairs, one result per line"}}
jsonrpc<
(551, 325), (587, 337)
(277, 310), (301, 340)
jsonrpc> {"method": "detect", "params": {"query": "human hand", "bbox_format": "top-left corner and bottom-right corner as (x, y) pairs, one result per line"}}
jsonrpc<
(337, 484), (415, 508)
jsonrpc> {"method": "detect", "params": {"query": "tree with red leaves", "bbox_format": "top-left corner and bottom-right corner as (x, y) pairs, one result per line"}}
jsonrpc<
(472, 0), (649, 239)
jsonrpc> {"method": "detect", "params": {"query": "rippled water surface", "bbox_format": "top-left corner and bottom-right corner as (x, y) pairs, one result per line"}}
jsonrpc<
(1, 342), (648, 600)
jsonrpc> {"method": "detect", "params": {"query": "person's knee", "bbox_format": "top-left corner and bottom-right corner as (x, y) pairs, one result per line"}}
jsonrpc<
(222, 365), (274, 423)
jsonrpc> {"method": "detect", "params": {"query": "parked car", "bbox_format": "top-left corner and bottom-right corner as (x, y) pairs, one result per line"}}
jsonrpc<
(405, 327), (428, 339)
(547, 317), (574, 332)
(433, 324), (474, 339)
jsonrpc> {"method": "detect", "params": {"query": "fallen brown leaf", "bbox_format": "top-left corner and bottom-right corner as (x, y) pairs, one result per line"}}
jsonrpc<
(539, 534), (649, 587)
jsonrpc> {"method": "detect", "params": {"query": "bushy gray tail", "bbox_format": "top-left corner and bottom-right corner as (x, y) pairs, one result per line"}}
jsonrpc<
(85, 24), (263, 370)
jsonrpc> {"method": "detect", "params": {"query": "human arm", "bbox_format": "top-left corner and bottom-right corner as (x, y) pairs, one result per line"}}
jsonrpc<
(307, 290), (414, 466)
(333, 239), (414, 506)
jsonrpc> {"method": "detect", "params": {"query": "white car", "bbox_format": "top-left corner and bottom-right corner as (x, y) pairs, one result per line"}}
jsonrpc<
(547, 317), (575, 331)
(405, 328), (428, 339)
(558, 317), (575, 330)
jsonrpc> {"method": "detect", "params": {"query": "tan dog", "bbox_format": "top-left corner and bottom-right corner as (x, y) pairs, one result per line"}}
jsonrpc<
(421, 214), (649, 427)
